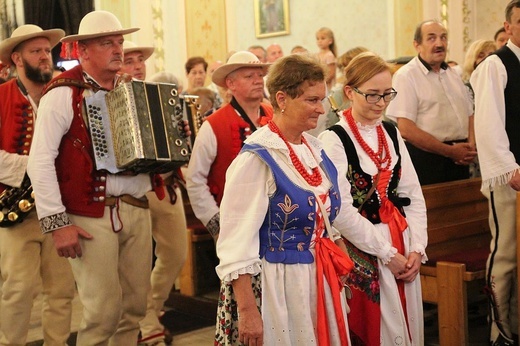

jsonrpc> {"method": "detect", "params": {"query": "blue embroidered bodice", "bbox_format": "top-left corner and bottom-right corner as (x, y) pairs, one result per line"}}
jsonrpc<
(241, 143), (341, 264)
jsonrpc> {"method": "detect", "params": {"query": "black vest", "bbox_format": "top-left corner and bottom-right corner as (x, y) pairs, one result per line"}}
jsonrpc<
(496, 46), (520, 163)
(328, 121), (409, 224)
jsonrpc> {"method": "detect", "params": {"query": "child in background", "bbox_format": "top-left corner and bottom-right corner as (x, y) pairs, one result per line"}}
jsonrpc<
(316, 27), (337, 91)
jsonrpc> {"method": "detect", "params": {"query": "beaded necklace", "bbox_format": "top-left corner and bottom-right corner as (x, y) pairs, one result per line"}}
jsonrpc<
(345, 111), (391, 171)
(268, 120), (323, 186)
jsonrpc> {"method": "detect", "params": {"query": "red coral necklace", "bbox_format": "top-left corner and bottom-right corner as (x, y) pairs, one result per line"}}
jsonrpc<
(345, 111), (391, 171)
(268, 120), (323, 186)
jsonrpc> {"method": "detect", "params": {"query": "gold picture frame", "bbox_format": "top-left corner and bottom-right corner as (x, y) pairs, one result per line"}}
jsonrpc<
(254, 0), (290, 38)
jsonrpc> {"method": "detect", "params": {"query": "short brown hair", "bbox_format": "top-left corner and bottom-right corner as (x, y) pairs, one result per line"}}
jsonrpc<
(266, 54), (325, 111)
(185, 56), (208, 74)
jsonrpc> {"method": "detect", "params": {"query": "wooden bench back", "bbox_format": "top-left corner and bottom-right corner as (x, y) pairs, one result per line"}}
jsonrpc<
(421, 178), (490, 260)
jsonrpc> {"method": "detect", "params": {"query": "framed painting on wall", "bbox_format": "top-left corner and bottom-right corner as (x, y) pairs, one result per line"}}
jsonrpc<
(254, 0), (290, 38)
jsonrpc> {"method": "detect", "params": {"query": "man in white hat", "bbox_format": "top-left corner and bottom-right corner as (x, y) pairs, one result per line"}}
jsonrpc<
(185, 50), (272, 344)
(121, 40), (154, 81)
(0, 24), (76, 345)
(27, 10), (155, 345)
(120, 41), (187, 346)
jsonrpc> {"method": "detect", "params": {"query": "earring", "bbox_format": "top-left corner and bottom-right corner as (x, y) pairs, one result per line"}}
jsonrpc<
(281, 108), (285, 114)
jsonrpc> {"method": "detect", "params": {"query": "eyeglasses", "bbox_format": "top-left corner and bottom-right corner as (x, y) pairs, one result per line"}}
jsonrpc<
(352, 87), (398, 104)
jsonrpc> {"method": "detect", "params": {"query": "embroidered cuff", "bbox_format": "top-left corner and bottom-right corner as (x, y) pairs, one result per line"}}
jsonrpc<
(206, 212), (220, 239)
(39, 212), (72, 234)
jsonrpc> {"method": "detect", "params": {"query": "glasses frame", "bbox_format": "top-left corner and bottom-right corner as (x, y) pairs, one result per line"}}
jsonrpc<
(352, 87), (398, 104)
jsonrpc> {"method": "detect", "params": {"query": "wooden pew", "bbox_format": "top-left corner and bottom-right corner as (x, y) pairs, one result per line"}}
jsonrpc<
(420, 178), (490, 345)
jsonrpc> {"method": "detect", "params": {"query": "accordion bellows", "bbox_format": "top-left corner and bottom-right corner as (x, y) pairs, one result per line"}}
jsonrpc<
(85, 81), (191, 173)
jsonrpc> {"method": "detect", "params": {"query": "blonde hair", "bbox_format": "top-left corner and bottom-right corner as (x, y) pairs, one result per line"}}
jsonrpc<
(316, 27), (337, 57)
(461, 39), (496, 82)
(344, 51), (392, 89)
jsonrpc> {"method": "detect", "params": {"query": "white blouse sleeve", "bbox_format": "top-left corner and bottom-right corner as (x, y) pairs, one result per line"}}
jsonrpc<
(215, 151), (272, 282)
(394, 129), (428, 262)
(318, 129), (396, 262)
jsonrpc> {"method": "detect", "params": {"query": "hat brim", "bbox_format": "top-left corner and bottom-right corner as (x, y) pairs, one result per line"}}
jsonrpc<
(0, 28), (65, 65)
(61, 27), (139, 43)
(123, 46), (154, 61)
(212, 63), (270, 88)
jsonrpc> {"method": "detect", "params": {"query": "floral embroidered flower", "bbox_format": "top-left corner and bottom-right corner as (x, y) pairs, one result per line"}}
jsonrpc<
(277, 194), (299, 214)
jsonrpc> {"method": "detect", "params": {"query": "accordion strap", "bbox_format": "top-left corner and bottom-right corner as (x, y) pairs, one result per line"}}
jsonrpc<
(44, 77), (98, 94)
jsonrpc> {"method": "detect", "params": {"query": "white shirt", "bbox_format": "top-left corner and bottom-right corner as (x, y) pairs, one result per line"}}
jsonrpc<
(27, 77), (152, 220)
(386, 56), (473, 142)
(318, 117), (428, 261)
(470, 40), (520, 188)
(185, 120), (219, 226)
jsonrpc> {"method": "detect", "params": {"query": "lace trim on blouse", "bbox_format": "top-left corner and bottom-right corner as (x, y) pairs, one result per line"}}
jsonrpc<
(381, 246), (398, 265)
(221, 263), (262, 283)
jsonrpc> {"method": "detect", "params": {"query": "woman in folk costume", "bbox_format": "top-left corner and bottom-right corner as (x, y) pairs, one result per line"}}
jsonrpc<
(216, 54), (355, 345)
(319, 52), (428, 345)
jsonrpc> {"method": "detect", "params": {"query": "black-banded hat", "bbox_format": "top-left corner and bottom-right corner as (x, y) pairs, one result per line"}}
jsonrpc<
(61, 10), (139, 43)
(123, 41), (154, 61)
(0, 24), (65, 65)
(212, 51), (270, 87)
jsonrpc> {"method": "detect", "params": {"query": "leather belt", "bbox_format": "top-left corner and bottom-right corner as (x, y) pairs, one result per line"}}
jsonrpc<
(105, 195), (149, 209)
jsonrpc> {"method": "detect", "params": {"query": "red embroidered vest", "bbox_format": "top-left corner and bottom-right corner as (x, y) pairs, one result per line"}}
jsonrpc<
(205, 102), (273, 205)
(0, 79), (35, 192)
(42, 65), (108, 217)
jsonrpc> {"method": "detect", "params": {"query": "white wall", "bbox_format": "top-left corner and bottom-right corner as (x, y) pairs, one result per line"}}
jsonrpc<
(226, 0), (393, 60)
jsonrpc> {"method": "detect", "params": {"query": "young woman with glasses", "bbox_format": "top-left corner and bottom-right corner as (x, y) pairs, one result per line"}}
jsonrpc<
(319, 51), (427, 346)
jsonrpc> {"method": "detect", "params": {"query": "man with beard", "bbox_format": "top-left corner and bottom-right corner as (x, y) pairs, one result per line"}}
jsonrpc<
(0, 24), (75, 345)
(386, 20), (477, 185)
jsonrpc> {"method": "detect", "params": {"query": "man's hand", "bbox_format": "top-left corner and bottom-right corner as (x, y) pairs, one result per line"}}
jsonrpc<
(509, 170), (520, 191)
(181, 119), (192, 138)
(52, 225), (93, 258)
(448, 142), (477, 165)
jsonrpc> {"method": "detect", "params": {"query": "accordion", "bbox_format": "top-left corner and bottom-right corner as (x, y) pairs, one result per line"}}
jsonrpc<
(85, 81), (192, 174)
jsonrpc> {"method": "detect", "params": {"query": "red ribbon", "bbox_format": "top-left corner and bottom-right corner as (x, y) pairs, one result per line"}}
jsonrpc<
(314, 193), (353, 345)
(315, 237), (353, 346)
